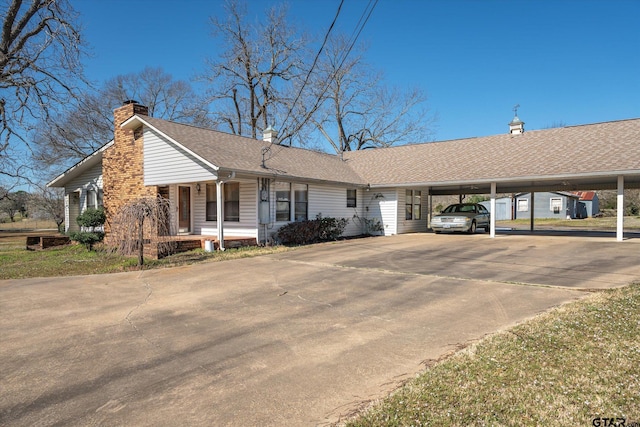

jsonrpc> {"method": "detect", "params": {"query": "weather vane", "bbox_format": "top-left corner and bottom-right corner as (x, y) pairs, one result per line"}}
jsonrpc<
(513, 104), (520, 116)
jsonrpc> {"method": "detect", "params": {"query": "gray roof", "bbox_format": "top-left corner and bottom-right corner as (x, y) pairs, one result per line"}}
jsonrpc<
(343, 118), (640, 186)
(53, 115), (640, 192)
(136, 116), (366, 185)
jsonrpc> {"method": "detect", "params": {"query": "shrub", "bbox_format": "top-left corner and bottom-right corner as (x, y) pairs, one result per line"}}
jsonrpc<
(275, 215), (349, 245)
(76, 207), (106, 229)
(70, 231), (105, 250)
(71, 207), (106, 250)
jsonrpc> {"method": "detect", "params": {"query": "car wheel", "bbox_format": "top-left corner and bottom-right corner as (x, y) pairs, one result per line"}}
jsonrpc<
(467, 221), (476, 234)
(434, 230), (441, 234)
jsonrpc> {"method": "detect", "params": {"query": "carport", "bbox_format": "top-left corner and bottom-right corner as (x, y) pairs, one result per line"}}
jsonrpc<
(347, 117), (640, 241)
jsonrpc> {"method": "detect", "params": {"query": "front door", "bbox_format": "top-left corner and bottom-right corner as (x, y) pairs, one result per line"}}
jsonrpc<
(178, 186), (191, 232)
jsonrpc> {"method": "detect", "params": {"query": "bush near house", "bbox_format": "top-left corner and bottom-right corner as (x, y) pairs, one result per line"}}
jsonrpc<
(275, 215), (349, 245)
(70, 207), (106, 250)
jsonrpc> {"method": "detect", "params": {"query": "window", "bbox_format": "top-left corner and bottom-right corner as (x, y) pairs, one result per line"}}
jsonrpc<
(347, 189), (357, 207)
(206, 184), (217, 221)
(206, 182), (240, 222)
(225, 183), (240, 222)
(406, 190), (421, 220)
(517, 199), (529, 212)
(97, 189), (104, 207)
(276, 182), (291, 221)
(276, 182), (308, 222)
(294, 184), (308, 221)
(550, 197), (562, 214)
(87, 190), (96, 210)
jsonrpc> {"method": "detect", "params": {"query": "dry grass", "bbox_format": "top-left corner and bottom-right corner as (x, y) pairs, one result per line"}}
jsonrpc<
(497, 216), (640, 230)
(0, 229), (292, 280)
(343, 284), (640, 426)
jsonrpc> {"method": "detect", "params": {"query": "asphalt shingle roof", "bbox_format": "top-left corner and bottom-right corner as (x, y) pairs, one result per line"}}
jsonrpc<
(138, 116), (366, 185)
(343, 118), (640, 185)
(136, 115), (640, 187)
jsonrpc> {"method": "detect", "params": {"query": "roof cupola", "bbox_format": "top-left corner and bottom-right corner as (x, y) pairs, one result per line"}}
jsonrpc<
(509, 104), (525, 134)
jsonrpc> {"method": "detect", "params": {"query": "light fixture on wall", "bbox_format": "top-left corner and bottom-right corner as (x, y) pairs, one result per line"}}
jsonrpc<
(196, 183), (201, 194)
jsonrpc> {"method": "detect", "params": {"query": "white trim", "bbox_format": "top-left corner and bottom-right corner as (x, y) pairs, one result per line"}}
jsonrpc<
(617, 176), (624, 241)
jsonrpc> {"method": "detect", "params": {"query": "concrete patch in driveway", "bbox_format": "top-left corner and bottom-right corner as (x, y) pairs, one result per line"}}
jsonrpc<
(1, 233), (638, 426)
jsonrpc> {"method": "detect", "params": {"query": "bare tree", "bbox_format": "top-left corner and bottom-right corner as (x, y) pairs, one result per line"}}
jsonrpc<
(201, 0), (306, 139)
(32, 66), (210, 170)
(29, 186), (64, 229)
(309, 34), (434, 153)
(109, 196), (174, 267)
(0, 0), (85, 184)
(0, 189), (28, 221)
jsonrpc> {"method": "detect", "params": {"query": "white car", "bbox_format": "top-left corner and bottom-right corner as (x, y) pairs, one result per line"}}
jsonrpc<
(431, 203), (490, 234)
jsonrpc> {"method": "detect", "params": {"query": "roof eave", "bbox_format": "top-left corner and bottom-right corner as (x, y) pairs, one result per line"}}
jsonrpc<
(47, 140), (114, 188)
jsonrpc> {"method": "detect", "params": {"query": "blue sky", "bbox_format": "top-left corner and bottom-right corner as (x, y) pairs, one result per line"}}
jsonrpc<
(75, 0), (639, 143)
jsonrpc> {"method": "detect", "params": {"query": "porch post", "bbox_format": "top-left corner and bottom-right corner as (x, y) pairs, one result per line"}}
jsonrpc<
(617, 175), (624, 241)
(216, 181), (225, 250)
(530, 192), (535, 231)
(490, 182), (496, 238)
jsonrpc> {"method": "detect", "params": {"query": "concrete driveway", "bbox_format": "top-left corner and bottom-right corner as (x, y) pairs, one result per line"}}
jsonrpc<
(1, 233), (639, 426)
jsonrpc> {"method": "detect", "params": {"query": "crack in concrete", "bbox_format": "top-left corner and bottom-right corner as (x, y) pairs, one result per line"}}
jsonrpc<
(278, 258), (592, 293)
(125, 283), (155, 346)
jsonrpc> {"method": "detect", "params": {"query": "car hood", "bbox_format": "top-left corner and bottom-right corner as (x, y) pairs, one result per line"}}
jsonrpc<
(433, 212), (477, 219)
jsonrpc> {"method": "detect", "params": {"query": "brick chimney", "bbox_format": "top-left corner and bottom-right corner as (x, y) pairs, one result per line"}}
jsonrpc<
(102, 101), (155, 239)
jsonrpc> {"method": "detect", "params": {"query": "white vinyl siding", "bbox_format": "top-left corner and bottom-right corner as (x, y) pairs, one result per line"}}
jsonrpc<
(398, 188), (429, 234)
(366, 188), (398, 236)
(144, 128), (217, 185)
(62, 161), (103, 233)
(307, 184), (364, 237)
(193, 179), (258, 239)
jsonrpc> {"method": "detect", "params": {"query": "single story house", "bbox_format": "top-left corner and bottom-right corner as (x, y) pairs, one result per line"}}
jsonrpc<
(481, 191), (585, 220)
(48, 102), (640, 247)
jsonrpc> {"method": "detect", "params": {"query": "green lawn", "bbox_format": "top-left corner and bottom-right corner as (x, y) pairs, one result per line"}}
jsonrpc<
(0, 234), (290, 280)
(344, 283), (640, 426)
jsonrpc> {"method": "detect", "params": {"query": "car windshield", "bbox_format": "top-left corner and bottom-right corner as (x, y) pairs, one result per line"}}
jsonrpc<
(443, 204), (476, 213)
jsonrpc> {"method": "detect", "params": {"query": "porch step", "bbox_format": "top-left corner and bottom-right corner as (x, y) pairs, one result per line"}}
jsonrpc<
(152, 237), (258, 259)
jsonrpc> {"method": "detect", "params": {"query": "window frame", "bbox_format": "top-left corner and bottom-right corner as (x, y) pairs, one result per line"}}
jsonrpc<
(346, 189), (357, 208)
(205, 182), (240, 222)
(86, 189), (96, 210)
(405, 190), (422, 220)
(294, 184), (308, 221)
(517, 198), (529, 212)
(275, 182), (291, 222)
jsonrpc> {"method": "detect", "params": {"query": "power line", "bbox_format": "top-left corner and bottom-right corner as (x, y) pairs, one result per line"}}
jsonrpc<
(267, 0), (378, 162)
(275, 0), (344, 144)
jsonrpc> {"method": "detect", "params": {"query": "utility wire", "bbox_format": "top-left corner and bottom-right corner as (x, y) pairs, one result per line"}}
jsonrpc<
(274, 0), (344, 146)
(267, 0), (378, 163)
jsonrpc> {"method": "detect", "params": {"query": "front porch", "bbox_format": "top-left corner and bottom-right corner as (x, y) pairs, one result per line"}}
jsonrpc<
(149, 235), (258, 259)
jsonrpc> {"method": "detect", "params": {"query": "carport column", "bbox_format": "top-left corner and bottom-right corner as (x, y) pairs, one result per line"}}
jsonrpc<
(617, 175), (624, 241)
(490, 182), (496, 238)
(217, 180), (225, 250)
(530, 192), (535, 231)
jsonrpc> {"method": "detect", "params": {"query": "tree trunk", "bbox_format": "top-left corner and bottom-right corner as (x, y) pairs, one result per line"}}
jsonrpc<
(138, 218), (145, 266)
